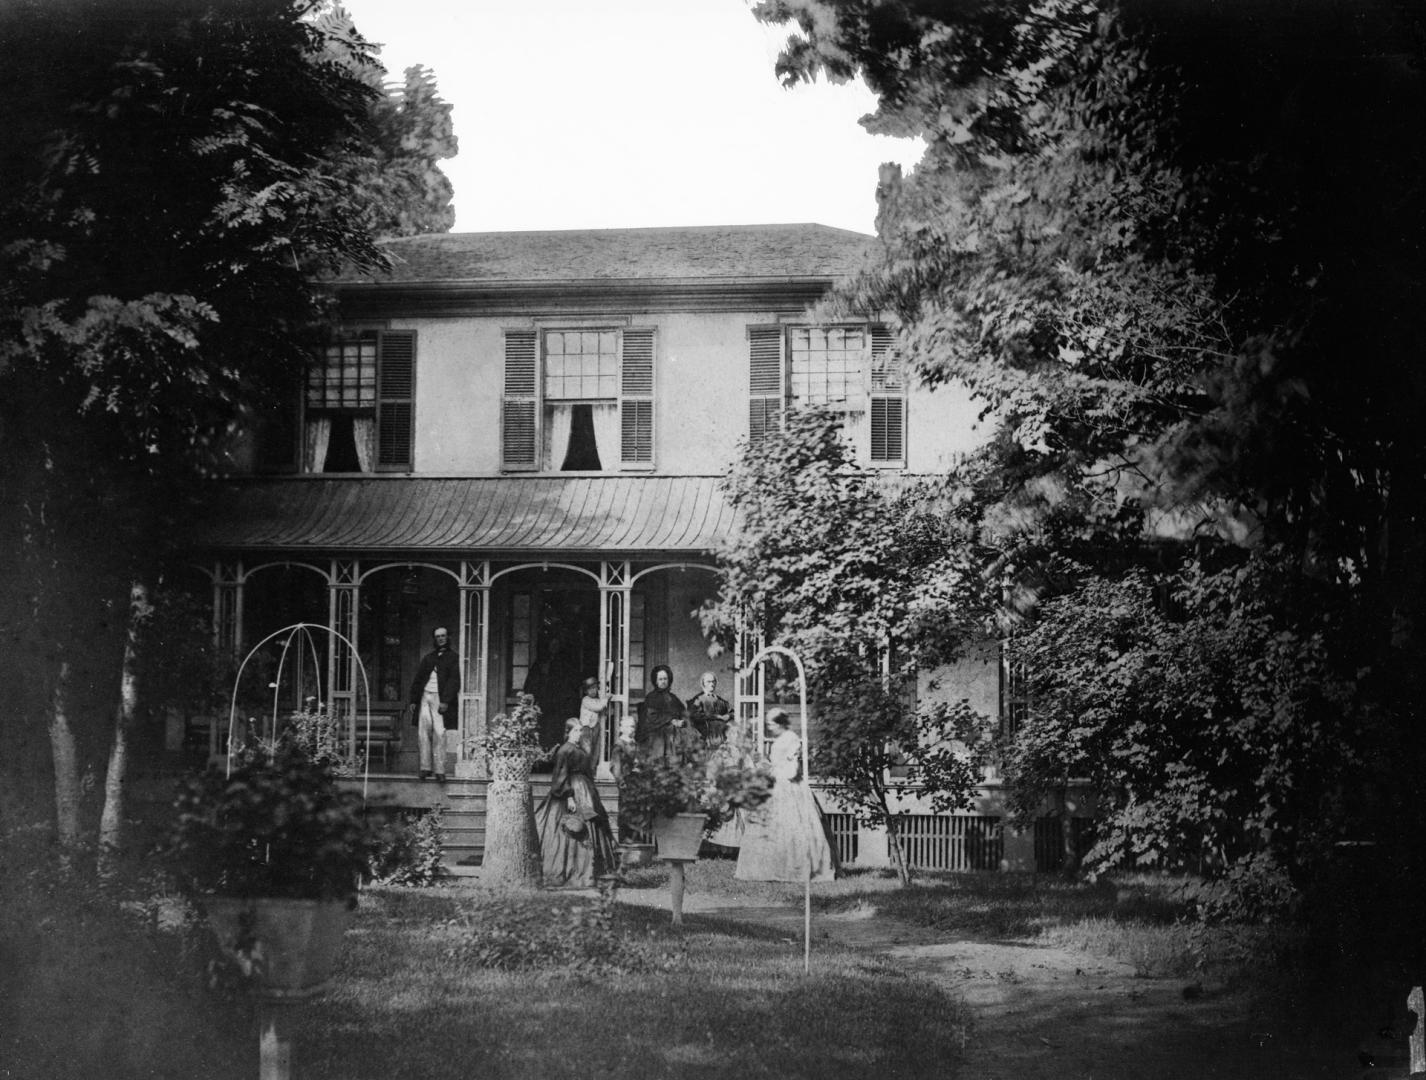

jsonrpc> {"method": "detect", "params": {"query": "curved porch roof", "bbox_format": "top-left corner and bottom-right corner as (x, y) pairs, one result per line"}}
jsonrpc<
(189, 475), (734, 559)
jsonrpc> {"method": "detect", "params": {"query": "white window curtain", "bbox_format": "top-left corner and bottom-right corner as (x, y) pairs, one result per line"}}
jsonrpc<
(303, 416), (332, 473)
(589, 403), (617, 467)
(352, 416), (375, 472)
(547, 403), (574, 469)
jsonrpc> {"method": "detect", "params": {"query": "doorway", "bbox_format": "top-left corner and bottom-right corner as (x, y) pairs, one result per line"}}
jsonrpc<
(513, 585), (600, 757)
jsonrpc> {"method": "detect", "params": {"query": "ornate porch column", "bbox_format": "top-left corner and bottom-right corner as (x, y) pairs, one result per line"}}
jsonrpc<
(208, 561), (244, 759)
(457, 560), (491, 779)
(327, 559), (359, 756)
(598, 560), (633, 779)
(212, 560), (243, 660)
(734, 615), (765, 747)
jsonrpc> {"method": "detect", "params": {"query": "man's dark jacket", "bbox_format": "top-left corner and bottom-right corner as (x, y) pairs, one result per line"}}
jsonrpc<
(408, 647), (461, 729)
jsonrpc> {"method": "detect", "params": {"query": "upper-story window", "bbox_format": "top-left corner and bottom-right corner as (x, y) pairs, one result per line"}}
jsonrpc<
(748, 324), (905, 466)
(501, 326), (655, 472)
(302, 329), (416, 472)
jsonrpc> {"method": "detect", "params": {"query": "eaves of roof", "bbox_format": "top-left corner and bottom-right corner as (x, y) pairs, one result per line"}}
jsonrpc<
(335, 275), (843, 319)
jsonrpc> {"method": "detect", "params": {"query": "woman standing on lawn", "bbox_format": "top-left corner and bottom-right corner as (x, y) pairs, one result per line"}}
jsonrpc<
(735, 708), (837, 882)
(535, 717), (617, 887)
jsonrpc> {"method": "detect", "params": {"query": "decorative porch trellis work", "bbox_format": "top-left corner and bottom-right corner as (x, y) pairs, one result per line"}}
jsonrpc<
(194, 475), (761, 776)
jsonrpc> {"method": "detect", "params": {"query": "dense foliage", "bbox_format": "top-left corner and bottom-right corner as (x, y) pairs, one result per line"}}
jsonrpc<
(618, 744), (775, 833)
(477, 693), (549, 763)
(1005, 557), (1359, 903)
(712, 408), (992, 883)
(166, 742), (379, 901)
(0, 0), (456, 848)
(370, 808), (449, 887)
(750, 0), (1425, 920)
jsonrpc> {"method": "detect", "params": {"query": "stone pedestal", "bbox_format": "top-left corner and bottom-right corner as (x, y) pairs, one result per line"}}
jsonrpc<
(481, 756), (540, 888)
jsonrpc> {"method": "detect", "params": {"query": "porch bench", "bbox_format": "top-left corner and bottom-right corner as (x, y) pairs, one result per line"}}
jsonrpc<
(354, 707), (406, 771)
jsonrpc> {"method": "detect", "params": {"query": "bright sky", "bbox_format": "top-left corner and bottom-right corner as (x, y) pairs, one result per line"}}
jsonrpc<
(341, 0), (922, 236)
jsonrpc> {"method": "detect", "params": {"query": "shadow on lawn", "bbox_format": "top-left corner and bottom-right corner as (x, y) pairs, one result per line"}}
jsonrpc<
(818, 870), (1185, 939)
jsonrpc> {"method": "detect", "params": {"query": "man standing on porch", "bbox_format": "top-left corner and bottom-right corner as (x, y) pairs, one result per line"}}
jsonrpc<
(408, 626), (460, 781)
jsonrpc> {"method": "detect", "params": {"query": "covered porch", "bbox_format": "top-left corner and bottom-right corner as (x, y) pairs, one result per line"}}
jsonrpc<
(185, 475), (769, 782)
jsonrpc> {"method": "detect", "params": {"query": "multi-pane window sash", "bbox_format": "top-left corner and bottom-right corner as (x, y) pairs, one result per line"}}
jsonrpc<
(308, 339), (377, 409)
(306, 330), (416, 470)
(747, 323), (905, 466)
(501, 327), (656, 471)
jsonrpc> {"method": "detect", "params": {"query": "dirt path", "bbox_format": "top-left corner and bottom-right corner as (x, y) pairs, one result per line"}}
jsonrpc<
(617, 887), (1363, 1079)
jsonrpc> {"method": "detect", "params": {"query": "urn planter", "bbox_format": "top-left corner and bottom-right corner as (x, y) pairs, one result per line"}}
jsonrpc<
(651, 812), (706, 861)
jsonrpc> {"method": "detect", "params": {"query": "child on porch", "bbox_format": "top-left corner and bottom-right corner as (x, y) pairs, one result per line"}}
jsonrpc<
(577, 673), (609, 763)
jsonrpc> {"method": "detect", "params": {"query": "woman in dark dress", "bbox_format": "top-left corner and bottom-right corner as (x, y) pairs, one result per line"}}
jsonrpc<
(535, 717), (617, 887)
(636, 664), (686, 761)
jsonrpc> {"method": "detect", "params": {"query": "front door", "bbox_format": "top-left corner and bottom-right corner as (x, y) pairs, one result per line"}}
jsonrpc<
(519, 586), (600, 758)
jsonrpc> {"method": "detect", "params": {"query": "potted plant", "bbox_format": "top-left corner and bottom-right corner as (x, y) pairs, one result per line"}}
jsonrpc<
(164, 739), (381, 998)
(620, 745), (775, 860)
(474, 693), (548, 781)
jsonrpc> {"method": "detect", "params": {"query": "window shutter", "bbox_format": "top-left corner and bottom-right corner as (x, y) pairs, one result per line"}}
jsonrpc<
(619, 328), (655, 468)
(869, 326), (905, 465)
(376, 330), (415, 470)
(502, 329), (539, 471)
(748, 325), (784, 450)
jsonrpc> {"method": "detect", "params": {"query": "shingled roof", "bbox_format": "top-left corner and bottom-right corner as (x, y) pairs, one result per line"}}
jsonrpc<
(335, 223), (874, 285)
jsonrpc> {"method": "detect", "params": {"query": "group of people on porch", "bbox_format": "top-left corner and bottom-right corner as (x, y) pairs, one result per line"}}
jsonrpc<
(406, 627), (836, 889)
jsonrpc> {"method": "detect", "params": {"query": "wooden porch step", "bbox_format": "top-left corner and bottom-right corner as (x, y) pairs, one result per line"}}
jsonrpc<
(349, 775), (623, 877)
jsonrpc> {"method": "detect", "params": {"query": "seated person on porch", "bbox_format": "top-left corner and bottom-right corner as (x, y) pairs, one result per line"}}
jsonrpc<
(635, 664), (686, 761)
(407, 626), (459, 781)
(686, 671), (733, 745)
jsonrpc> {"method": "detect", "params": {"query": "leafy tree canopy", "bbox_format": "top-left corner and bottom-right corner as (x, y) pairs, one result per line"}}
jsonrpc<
(0, 0), (456, 835)
(711, 408), (993, 883)
(750, 0), (1425, 909)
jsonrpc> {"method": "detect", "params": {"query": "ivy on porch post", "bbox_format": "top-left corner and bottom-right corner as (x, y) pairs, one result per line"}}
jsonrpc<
(458, 560), (491, 779)
(328, 559), (359, 756)
(599, 560), (632, 779)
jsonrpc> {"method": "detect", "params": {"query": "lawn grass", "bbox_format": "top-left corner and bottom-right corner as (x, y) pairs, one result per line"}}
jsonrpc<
(649, 856), (1302, 981)
(291, 883), (968, 1080)
(6, 838), (1338, 1080)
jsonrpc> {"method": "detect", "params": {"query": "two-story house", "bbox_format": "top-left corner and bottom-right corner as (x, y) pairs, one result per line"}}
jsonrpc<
(185, 223), (1039, 871)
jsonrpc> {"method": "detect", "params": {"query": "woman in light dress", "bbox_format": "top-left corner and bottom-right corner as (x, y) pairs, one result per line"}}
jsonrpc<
(735, 708), (838, 882)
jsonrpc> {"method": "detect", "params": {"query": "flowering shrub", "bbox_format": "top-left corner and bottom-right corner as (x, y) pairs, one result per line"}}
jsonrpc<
(619, 745), (775, 832)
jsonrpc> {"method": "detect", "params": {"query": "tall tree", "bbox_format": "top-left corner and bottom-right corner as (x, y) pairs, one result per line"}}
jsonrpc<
(751, 0), (1425, 913)
(0, 0), (452, 854)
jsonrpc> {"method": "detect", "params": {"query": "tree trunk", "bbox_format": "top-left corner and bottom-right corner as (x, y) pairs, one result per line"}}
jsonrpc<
(877, 786), (913, 886)
(481, 757), (541, 888)
(98, 580), (150, 881)
(49, 659), (83, 859)
(1059, 783), (1081, 876)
